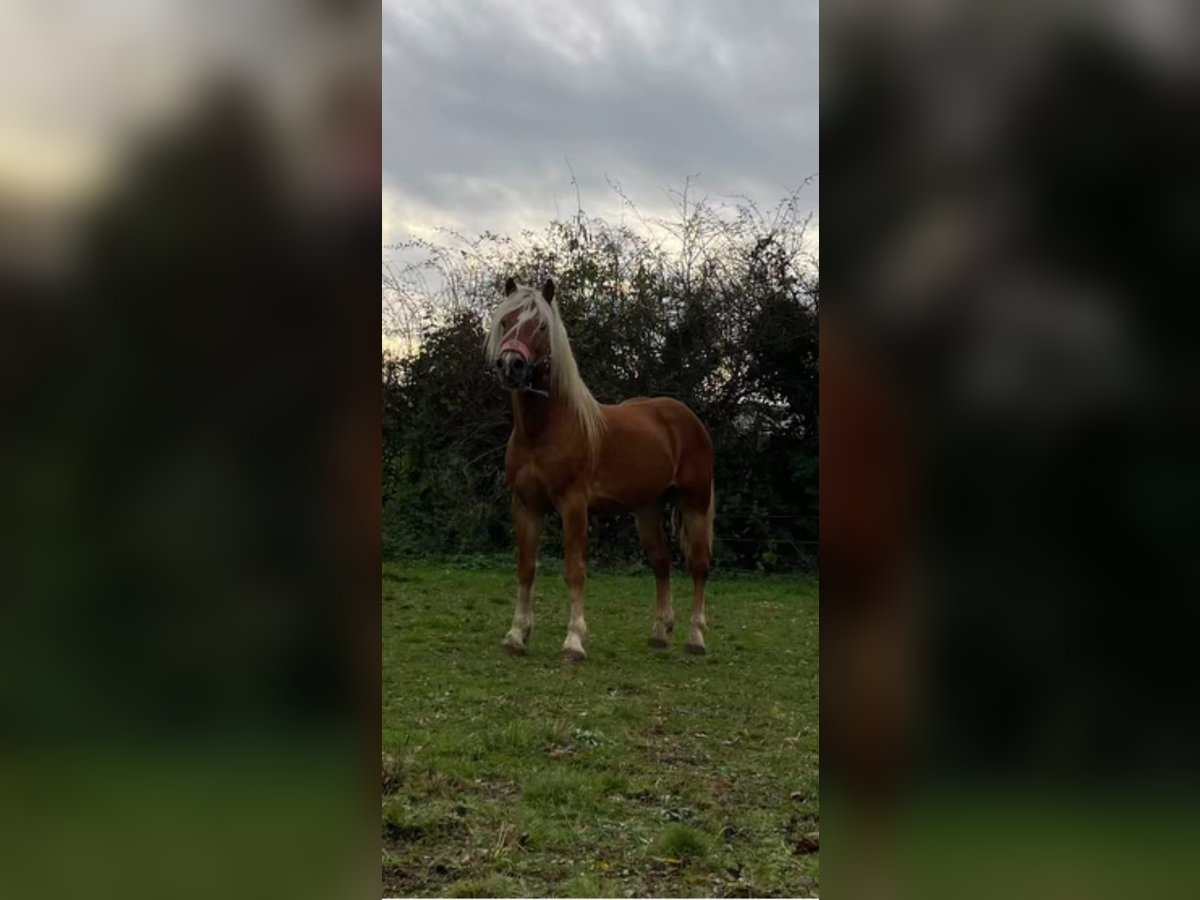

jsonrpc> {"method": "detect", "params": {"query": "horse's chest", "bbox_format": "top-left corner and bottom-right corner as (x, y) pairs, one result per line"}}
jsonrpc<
(507, 465), (553, 511)
(501, 445), (538, 496)
(507, 448), (575, 512)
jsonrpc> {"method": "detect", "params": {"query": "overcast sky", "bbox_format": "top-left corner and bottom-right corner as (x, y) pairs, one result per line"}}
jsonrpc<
(382, 0), (818, 251)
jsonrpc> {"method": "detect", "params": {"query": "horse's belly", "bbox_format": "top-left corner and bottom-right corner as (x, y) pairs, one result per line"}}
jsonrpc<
(588, 493), (650, 515)
(588, 458), (675, 512)
(586, 412), (681, 511)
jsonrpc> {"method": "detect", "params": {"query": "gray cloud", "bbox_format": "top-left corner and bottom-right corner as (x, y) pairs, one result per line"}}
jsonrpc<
(382, 0), (818, 243)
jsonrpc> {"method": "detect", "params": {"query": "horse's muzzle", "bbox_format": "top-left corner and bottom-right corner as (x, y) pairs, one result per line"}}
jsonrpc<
(497, 351), (530, 389)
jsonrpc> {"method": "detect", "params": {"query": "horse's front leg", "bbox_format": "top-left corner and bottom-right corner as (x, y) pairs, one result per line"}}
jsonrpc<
(502, 497), (544, 655)
(560, 498), (589, 662)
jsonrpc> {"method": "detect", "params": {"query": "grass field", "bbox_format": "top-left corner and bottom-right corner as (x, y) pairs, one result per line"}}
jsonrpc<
(382, 561), (819, 898)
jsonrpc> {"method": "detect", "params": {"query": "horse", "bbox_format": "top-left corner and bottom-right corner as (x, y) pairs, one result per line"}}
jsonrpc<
(485, 276), (715, 662)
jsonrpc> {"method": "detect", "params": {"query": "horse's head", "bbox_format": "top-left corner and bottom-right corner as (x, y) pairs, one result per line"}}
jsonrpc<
(488, 277), (556, 392)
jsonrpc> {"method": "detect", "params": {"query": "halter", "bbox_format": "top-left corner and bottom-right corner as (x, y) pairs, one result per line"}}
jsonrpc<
(498, 338), (552, 397)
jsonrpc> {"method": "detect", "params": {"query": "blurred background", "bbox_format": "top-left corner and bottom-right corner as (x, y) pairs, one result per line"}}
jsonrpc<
(0, 2), (379, 898)
(10, 0), (1200, 895)
(823, 1), (1200, 898)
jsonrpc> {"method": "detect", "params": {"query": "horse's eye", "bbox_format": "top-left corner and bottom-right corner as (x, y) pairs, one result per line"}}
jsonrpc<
(538, 322), (548, 332)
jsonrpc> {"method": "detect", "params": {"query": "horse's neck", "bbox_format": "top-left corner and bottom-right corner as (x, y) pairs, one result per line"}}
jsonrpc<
(513, 394), (550, 442)
(512, 378), (565, 444)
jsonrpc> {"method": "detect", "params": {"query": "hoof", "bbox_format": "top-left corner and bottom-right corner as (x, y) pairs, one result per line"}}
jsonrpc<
(501, 637), (527, 656)
(561, 647), (587, 664)
(648, 636), (669, 649)
(684, 642), (707, 656)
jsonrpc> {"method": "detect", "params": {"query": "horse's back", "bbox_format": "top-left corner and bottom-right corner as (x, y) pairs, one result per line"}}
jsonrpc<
(610, 396), (712, 452)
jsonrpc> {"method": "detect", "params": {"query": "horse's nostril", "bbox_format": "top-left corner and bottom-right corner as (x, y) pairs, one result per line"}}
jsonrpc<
(498, 352), (528, 382)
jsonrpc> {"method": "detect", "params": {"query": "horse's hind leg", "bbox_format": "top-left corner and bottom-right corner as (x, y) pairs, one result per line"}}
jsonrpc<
(681, 488), (714, 655)
(503, 498), (544, 655)
(635, 505), (674, 648)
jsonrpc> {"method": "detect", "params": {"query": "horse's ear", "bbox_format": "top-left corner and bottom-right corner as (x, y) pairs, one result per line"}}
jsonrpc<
(542, 278), (556, 305)
(504, 277), (518, 296)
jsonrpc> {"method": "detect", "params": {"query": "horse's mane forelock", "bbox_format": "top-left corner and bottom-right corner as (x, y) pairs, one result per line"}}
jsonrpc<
(485, 285), (605, 462)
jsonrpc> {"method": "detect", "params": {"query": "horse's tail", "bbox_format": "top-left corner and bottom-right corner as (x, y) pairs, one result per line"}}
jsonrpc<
(675, 481), (715, 562)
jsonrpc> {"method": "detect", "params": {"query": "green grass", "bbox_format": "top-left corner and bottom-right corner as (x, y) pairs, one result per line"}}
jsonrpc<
(382, 561), (819, 897)
(654, 824), (713, 861)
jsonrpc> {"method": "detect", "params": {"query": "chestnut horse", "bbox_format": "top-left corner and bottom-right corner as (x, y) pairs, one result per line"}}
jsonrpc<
(486, 277), (715, 662)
